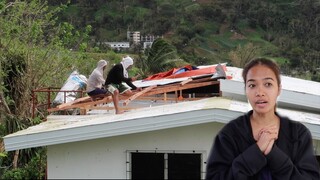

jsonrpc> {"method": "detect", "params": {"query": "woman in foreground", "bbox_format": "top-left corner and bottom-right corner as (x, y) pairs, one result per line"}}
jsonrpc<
(206, 58), (320, 180)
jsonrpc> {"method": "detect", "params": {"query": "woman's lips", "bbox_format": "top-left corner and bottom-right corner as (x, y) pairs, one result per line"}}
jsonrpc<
(255, 100), (268, 108)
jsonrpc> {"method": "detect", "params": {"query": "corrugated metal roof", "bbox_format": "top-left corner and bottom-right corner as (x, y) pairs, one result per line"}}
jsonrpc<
(3, 97), (320, 151)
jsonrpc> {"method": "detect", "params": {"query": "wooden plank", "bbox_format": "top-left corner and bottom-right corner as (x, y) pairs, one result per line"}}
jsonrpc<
(135, 96), (200, 101)
(79, 107), (89, 115)
(178, 89), (183, 100)
(71, 96), (113, 109)
(87, 106), (134, 110)
(123, 85), (157, 106)
(48, 94), (132, 113)
(188, 77), (213, 83)
(164, 93), (167, 102)
(0, 141), (4, 153)
(57, 96), (92, 109)
(52, 96), (113, 111)
(47, 107), (61, 112)
(142, 81), (219, 96)
(180, 78), (193, 86)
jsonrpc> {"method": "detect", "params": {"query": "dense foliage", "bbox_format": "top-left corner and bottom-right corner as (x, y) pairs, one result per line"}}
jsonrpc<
(0, 0), (98, 178)
(49, 0), (320, 80)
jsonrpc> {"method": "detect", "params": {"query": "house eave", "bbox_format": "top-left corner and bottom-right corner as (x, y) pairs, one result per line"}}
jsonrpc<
(3, 109), (243, 151)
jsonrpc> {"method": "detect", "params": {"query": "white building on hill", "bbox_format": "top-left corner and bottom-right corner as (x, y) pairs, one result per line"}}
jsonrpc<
(102, 42), (130, 50)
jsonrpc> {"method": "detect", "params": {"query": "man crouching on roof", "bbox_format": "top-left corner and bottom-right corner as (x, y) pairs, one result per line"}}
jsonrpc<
(105, 55), (142, 114)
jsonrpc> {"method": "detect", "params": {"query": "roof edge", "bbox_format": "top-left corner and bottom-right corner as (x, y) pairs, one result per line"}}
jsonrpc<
(4, 109), (242, 151)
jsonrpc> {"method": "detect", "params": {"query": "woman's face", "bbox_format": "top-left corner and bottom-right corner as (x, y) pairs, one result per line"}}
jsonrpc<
(245, 64), (281, 115)
(127, 64), (133, 70)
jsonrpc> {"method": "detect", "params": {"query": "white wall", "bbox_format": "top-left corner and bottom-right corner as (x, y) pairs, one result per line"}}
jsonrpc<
(314, 140), (320, 155)
(47, 122), (223, 179)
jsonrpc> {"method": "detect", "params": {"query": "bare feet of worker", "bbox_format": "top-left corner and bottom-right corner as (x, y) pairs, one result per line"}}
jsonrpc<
(116, 110), (124, 114)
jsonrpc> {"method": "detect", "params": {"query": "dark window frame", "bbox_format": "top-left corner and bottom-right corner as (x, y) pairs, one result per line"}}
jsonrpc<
(126, 150), (206, 180)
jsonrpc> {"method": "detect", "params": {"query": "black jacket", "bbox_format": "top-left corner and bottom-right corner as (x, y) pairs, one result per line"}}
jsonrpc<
(206, 110), (320, 180)
(105, 63), (137, 90)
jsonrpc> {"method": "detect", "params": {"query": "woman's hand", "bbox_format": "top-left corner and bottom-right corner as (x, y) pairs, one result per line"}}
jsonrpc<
(256, 125), (278, 155)
(132, 74), (141, 81)
(264, 139), (274, 155)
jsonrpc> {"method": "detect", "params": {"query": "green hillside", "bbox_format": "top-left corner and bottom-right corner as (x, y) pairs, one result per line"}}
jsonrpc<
(51, 0), (320, 81)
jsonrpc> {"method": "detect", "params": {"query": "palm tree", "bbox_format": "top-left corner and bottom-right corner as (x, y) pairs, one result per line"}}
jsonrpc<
(138, 38), (184, 77)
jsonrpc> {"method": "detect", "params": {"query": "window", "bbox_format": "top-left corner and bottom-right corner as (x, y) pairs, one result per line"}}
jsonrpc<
(127, 151), (204, 179)
(131, 153), (164, 179)
(168, 153), (201, 179)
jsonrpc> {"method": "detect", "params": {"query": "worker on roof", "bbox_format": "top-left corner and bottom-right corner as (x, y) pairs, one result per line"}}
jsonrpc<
(86, 59), (109, 99)
(105, 55), (142, 114)
(86, 59), (126, 115)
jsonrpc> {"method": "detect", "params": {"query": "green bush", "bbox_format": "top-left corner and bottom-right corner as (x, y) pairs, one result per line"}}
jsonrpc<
(1, 168), (28, 180)
(1, 148), (46, 180)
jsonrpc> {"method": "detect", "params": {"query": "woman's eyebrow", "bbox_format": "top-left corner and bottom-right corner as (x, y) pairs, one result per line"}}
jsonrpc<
(246, 79), (255, 83)
(264, 77), (275, 81)
(246, 77), (274, 83)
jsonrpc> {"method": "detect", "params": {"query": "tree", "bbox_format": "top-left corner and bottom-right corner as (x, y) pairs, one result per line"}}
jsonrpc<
(137, 38), (182, 77)
(0, 0), (92, 117)
(229, 43), (261, 68)
(0, 0), (91, 178)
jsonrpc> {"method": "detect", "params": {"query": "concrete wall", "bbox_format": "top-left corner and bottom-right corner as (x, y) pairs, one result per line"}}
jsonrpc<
(47, 122), (223, 179)
(47, 122), (320, 179)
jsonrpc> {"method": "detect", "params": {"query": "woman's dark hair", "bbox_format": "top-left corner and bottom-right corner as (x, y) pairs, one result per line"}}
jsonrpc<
(242, 57), (281, 87)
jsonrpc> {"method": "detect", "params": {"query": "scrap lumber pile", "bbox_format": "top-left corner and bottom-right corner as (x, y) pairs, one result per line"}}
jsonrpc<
(47, 76), (220, 115)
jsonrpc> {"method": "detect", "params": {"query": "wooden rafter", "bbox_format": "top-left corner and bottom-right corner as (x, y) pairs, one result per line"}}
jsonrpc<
(123, 85), (157, 106)
(142, 81), (219, 96)
(47, 96), (112, 112)
(180, 78), (193, 86)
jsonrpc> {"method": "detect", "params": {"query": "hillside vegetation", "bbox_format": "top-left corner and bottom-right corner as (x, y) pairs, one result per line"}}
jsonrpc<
(51, 0), (320, 81)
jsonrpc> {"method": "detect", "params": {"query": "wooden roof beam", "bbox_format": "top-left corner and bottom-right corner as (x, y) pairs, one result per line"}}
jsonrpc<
(143, 81), (219, 96)
(123, 85), (157, 106)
